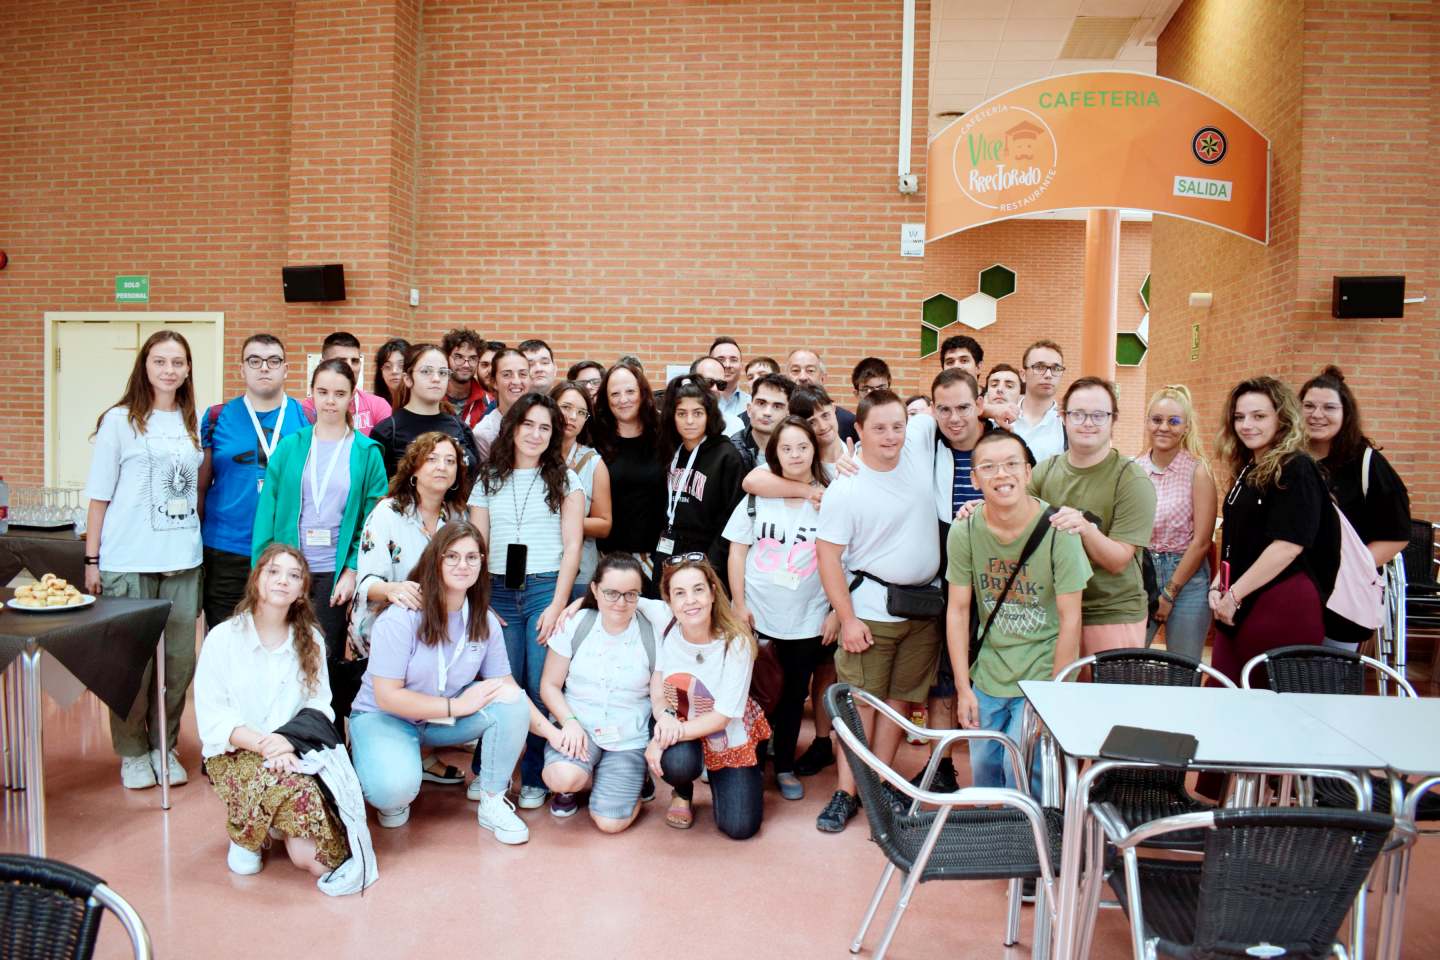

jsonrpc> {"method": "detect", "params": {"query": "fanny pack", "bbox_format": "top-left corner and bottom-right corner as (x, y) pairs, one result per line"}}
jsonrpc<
(847, 570), (944, 620)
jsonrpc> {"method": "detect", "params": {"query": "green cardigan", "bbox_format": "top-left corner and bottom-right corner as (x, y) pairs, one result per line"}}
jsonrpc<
(252, 426), (389, 571)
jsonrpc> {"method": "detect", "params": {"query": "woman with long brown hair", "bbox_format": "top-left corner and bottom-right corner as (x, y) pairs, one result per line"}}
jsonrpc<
(591, 359), (668, 594)
(84, 328), (205, 790)
(194, 544), (347, 877)
(348, 523), (573, 844)
(549, 379), (613, 599)
(369, 342), (481, 480)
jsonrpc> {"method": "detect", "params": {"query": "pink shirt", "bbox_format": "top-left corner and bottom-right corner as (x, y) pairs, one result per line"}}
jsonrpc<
(1137, 448), (1198, 553)
(302, 388), (392, 437)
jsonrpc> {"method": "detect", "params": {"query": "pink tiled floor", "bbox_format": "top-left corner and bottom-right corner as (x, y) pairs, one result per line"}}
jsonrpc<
(4, 685), (1439, 959)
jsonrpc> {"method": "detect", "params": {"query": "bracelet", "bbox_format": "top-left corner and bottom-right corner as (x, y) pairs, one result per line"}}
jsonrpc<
(1160, 589), (1175, 604)
(564, 714), (578, 724)
(1226, 589), (1241, 608)
(84, 556), (100, 566)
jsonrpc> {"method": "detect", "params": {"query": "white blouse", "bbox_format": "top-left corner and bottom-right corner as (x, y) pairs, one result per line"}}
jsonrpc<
(193, 614), (333, 760)
(351, 497), (463, 655)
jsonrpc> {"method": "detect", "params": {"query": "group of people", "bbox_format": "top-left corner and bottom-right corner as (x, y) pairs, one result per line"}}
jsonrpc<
(78, 324), (1411, 887)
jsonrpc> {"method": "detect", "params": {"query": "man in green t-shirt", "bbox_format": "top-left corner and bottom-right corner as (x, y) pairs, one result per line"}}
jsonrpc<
(946, 430), (1091, 790)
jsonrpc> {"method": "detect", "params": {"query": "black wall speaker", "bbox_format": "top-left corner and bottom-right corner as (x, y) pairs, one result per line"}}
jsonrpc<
(1332, 275), (1404, 319)
(282, 264), (346, 303)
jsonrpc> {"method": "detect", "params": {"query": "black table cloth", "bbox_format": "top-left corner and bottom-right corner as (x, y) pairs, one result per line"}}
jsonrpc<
(0, 588), (171, 718)
(0, 528), (86, 590)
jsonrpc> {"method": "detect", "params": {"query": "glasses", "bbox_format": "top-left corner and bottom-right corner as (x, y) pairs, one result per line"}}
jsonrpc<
(935, 403), (974, 419)
(856, 383), (890, 397)
(1148, 415), (1185, 428)
(1302, 401), (1342, 415)
(599, 588), (641, 604)
(442, 551), (484, 568)
(975, 458), (1026, 478)
(680, 374), (719, 391)
(416, 366), (452, 380)
(1028, 362), (1065, 377)
(449, 355), (478, 368)
(558, 403), (590, 421)
(576, 377), (602, 389)
(663, 552), (708, 567)
(244, 355), (286, 370)
(1064, 409), (1113, 426)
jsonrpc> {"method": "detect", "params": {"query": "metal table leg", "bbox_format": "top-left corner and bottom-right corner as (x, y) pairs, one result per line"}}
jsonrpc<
(4, 662), (24, 790)
(20, 647), (45, 856)
(1050, 754), (1083, 960)
(154, 635), (170, 810)
(1, 662), (12, 789)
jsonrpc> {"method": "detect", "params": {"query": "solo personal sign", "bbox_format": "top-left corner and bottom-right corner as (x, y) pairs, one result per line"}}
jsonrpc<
(927, 72), (1269, 245)
(115, 275), (150, 303)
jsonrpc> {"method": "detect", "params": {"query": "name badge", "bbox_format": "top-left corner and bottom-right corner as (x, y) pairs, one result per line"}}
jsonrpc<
(304, 528), (332, 548)
(165, 497), (189, 518)
(772, 570), (801, 590)
(465, 641), (484, 654)
(592, 725), (622, 747)
(256, 478), (264, 493)
(428, 716), (456, 727)
(656, 537), (675, 555)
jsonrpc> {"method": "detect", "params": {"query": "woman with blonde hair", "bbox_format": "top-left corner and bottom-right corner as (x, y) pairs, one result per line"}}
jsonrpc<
(1209, 377), (1339, 684)
(643, 555), (769, 838)
(1137, 385), (1217, 660)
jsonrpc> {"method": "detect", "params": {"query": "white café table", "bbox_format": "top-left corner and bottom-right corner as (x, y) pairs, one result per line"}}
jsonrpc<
(1019, 680), (1389, 960)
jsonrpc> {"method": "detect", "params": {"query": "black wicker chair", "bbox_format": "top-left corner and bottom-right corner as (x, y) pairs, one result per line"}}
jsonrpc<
(1052, 648), (1233, 850)
(824, 683), (1062, 960)
(0, 855), (152, 959)
(1092, 804), (1408, 960)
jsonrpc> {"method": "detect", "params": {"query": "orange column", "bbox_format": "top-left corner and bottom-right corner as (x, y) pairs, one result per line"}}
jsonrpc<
(1079, 209), (1121, 380)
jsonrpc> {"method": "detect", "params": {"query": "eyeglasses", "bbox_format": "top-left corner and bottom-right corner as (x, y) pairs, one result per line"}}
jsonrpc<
(935, 403), (975, 419)
(449, 355), (478, 368)
(415, 367), (452, 380)
(1064, 409), (1113, 426)
(975, 458), (1026, 478)
(1148, 415), (1185, 428)
(442, 551), (484, 568)
(663, 552), (708, 567)
(1028, 363), (1065, 377)
(575, 377), (602, 389)
(856, 383), (890, 396)
(558, 403), (590, 421)
(244, 356), (286, 370)
(599, 588), (641, 604)
(1302, 401), (1342, 415)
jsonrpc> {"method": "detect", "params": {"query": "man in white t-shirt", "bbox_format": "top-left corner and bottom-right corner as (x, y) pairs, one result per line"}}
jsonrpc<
(1013, 339), (1067, 463)
(814, 390), (942, 833)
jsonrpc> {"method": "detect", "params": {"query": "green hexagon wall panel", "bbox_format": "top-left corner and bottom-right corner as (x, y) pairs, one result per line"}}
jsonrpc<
(919, 265), (1016, 357)
(979, 264), (1016, 300)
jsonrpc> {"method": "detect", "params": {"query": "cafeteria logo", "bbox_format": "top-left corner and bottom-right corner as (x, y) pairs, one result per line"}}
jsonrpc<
(1192, 126), (1227, 165)
(952, 105), (1058, 212)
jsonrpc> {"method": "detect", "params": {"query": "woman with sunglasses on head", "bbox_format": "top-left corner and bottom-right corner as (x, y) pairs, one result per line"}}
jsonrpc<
(592, 359), (668, 593)
(1136, 385), (1217, 660)
(372, 338), (410, 408)
(723, 416), (836, 801)
(645, 555), (768, 838)
(467, 392), (584, 811)
(370, 343), (481, 482)
(549, 380), (613, 600)
(349, 523), (570, 843)
(1300, 366), (1410, 651)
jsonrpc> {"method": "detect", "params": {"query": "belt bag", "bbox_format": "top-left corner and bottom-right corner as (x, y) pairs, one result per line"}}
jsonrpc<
(848, 570), (944, 620)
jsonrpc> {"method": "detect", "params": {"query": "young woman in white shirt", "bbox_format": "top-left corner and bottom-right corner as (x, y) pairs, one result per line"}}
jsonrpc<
(84, 329), (205, 790)
(194, 544), (346, 877)
(724, 417), (837, 801)
(549, 380), (613, 600)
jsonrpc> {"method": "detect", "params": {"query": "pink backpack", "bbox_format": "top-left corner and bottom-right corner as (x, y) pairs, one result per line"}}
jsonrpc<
(1325, 448), (1384, 630)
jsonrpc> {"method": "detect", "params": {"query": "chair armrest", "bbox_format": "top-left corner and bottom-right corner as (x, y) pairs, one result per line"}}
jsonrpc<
(1090, 803), (1217, 850)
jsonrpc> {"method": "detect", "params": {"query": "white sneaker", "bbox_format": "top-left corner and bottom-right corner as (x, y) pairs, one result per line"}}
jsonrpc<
(149, 749), (188, 786)
(518, 785), (548, 809)
(377, 806), (411, 828)
(120, 755), (157, 790)
(465, 778), (486, 802)
(226, 841), (263, 876)
(476, 791), (529, 844)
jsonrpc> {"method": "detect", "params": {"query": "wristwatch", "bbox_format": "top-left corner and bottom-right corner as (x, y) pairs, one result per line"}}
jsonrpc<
(663, 707), (678, 718)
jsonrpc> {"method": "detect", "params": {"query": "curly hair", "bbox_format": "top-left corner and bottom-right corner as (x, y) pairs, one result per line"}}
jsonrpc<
(409, 522), (493, 649)
(234, 544), (325, 695)
(591, 359), (660, 460)
(389, 432), (469, 517)
(1216, 376), (1308, 491)
(479, 392), (570, 513)
(659, 556), (756, 660)
(1299, 365), (1377, 464)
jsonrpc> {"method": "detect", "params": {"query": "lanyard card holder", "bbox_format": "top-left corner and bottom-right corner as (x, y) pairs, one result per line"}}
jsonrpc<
(505, 543), (527, 590)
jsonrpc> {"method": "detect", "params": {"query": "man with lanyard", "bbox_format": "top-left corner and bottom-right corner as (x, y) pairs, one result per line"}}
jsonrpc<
(301, 331), (392, 436)
(198, 333), (307, 627)
(1013, 339), (1067, 463)
(442, 327), (491, 427)
(709, 336), (749, 426)
(729, 372), (795, 471)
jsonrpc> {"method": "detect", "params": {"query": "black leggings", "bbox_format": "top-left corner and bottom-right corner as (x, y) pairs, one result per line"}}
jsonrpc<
(660, 740), (763, 840)
(764, 633), (829, 773)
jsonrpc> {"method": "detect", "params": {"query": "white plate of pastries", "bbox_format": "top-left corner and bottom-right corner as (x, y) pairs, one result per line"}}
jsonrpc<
(7, 574), (95, 613)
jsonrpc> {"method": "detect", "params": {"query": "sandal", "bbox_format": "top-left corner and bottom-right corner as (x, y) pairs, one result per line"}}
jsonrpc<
(421, 760), (466, 785)
(665, 795), (694, 830)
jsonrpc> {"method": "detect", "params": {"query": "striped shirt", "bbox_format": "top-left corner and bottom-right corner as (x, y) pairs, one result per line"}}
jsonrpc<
(467, 467), (580, 575)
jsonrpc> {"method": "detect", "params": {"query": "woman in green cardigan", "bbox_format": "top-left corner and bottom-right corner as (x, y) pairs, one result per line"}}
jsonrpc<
(254, 358), (389, 670)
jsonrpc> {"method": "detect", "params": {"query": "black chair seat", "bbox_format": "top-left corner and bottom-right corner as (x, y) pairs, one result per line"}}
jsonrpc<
(1313, 774), (1440, 820)
(875, 806), (1065, 882)
(1091, 770), (1216, 850)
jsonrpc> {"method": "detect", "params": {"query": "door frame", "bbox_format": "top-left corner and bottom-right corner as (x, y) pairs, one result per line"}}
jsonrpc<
(43, 311), (226, 485)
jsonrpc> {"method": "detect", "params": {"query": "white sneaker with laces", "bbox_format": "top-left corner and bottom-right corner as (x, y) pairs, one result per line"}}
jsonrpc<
(465, 778), (486, 801)
(149, 749), (188, 786)
(227, 841), (263, 875)
(476, 791), (530, 844)
(120, 755), (157, 790)
(377, 806), (411, 828)
(517, 785), (548, 809)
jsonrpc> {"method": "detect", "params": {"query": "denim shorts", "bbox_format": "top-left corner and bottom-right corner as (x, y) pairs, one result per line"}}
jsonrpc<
(543, 734), (646, 820)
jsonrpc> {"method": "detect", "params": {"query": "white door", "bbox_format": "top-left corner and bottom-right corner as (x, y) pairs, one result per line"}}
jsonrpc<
(48, 313), (223, 487)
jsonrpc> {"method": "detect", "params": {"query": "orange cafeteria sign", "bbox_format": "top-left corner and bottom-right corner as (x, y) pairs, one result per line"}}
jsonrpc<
(927, 71), (1270, 244)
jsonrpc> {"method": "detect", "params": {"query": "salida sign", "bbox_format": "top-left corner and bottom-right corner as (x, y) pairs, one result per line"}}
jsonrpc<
(927, 72), (1269, 244)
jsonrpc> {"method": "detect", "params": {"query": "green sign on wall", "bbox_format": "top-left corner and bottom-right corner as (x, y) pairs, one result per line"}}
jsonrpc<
(115, 275), (149, 303)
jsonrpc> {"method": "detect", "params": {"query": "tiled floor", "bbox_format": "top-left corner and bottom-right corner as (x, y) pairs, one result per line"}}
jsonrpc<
(4, 672), (1440, 959)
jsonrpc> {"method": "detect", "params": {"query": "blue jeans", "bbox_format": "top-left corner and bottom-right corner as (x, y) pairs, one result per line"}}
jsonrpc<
(660, 740), (763, 840)
(349, 690), (530, 812)
(969, 686), (1042, 796)
(490, 571), (559, 788)
(1145, 554), (1212, 661)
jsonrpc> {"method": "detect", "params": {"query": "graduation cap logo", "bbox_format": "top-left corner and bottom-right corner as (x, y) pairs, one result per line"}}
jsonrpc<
(1192, 126), (1227, 165)
(1005, 120), (1045, 163)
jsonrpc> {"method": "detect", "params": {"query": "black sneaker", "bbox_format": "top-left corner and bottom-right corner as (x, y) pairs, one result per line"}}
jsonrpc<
(640, 773), (656, 803)
(909, 758), (960, 794)
(794, 737), (836, 777)
(816, 790), (860, 833)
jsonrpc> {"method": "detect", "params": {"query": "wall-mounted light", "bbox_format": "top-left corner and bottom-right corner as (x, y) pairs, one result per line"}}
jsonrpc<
(1188, 292), (1213, 309)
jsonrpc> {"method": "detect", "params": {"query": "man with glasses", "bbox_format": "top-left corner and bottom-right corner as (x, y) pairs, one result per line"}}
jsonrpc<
(301, 331), (392, 436)
(566, 360), (605, 400)
(1013, 339), (1067, 463)
(197, 333), (308, 627)
(729, 372), (795, 471)
(709, 336), (749, 426)
(442, 327), (491, 427)
(850, 357), (891, 403)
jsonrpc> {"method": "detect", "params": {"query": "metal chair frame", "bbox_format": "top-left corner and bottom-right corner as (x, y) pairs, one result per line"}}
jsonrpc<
(1240, 646), (1417, 699)
(0, 854), (153, 960)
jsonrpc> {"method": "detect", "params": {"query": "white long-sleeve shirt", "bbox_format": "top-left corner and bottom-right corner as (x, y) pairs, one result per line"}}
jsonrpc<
(193, 613), (333, 759)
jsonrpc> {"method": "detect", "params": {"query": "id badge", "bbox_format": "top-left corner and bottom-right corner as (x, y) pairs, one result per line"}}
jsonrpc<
(165, 497), (189, 518)
(772, 569), (801, 590)
(592, 725), (622, 747)
(305, 528), (332, 548)
(428, 716), (456, 727)
(256, 478), (264, 493)
(656, 537), (675, 555)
